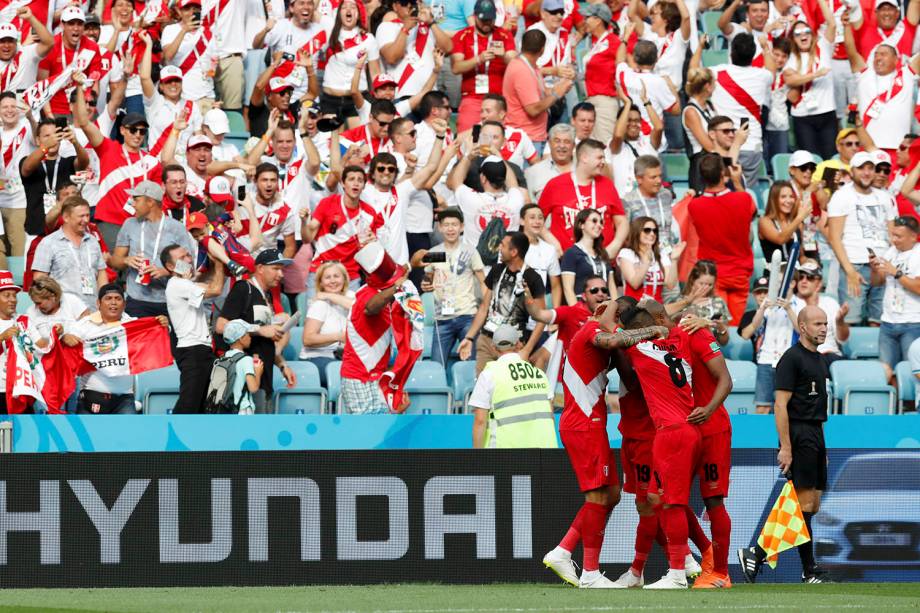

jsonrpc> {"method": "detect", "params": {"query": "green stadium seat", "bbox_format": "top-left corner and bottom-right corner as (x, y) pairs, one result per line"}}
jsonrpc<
(451, 360), (477, 412)
(772, 153), (792, 180)
(701, 11), (724, 35)
(701, 49), (728, 67)
(829, 360), (895, 415)
(225, 111), (247, 135)
(405, 360), (453, 414)
(661, 153), (691, 182)
(6, 256), (24, 285)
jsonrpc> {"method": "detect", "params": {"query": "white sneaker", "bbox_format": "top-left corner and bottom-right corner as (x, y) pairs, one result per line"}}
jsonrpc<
(643, 572), (689, 590)
(579, 572), (627, 589)
(685, 554), (702, 578)
(543, 549), (579, 587)
(612, 568), (644, 588)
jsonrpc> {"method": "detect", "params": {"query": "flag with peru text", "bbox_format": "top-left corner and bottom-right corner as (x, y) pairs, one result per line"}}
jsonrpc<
(5, 316), (45, 413)
(81, 317), (173, 377)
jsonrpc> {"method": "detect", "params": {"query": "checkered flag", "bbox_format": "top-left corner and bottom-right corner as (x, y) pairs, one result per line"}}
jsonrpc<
(756, 481), (811, 568)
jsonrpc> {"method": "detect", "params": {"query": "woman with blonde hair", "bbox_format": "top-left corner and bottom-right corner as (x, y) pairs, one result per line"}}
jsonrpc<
(681, 64), (717, 191)
(758, 180), (810, 264)
(300, 261), (355, 386)
(665, 259), (730, 344)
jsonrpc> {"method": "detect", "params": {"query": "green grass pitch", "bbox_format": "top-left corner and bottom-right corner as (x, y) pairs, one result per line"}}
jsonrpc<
(0, 583), (919, 612)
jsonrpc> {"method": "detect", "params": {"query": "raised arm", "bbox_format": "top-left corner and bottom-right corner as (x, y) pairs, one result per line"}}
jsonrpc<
(844, 18), (866, 73)
(410, 119), (447, 188)
(718, 0), (742, 36)
(592, 325), (669, 349)
(138, 31), (156, 99)
(20, 7), (54, 57)
(72, 73), (104, 148)
(900, 161), (920, 205)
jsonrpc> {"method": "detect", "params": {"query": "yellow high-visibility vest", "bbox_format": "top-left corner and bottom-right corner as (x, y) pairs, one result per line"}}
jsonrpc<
(482, 356), (558, 448)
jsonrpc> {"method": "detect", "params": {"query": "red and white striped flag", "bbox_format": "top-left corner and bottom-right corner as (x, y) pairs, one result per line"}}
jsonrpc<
(81, 317), (173, 377)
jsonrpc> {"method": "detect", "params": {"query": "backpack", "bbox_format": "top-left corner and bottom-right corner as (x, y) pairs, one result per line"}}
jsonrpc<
(203, 352), (247, 414)
(477, 216), (506, 267)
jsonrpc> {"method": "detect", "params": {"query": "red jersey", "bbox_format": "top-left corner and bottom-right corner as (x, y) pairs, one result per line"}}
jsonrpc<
(688, 189), (755, 280)
(342, 284), (391, 381)
(539, 172), (624, 251)
(854, 17), (917, 59)
(339, 124), (390, 166)
(38, 34), (104, 115)
(309, 194), (384, 280)
(553, 302), (591, 351)
(582, 30), (621, 98)
(90, 137), (166, 225)
(617, 376), (656, 441)
(560, 319), (611, 431)
(451, 26), (517, 97)
(687, 328), (732, 436)
(522, 0), (583, 32)
(627, 326), (695, 429)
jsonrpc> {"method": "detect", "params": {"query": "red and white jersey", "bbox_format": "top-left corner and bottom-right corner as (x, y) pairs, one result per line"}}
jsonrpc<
(0, 118), (31, 209)
(626, 326), (695, 429)
(616, 64), (678, 145)
(709, 63), (772, 150)
(687, 327), (731, 437)
(725, 23), (767, 66)
(323, 29), (380, 91)
(144, 95), (201, 156)
(617, 374), (656, 441)
(160, 22), (219, 101)
(854, 17), (917, 60)
(37, 34), (104, 115)
(376, 20), (437, 97)
(360, 179), (418, 265)
(0, 44), (41, 93)
(857, 63), (917, 150)
(237, 197), (296, 249)
(560, 319), (611, 431)
(309, 194), (385, 280)
(340, 124), (391, 167)
(528, 22), (573, 87)
(641, 28), (690, 89)
(90, 137), (164, 225)
(263, 19), (327, 98)
(501, 127), (539, 167)
(342, 285), (392, 382)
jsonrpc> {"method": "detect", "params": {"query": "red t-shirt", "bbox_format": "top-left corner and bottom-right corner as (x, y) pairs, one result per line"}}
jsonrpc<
(339, 125), (390, 166)
(626, 326), (695, 429)
(854, 17), (917, 59)
(90, 138), (164, 225)
(38, 34), (104, 115)
(560, 319), (611, 431)
(688, 189), (755, 280)
(554, 302), (591, 351)
(309, 194), (384, 280)
(342, 284), (391, 381)
(539, 173), (624, 251)
(583, 30), (621, 98)
(522, 0), (584, 32)
(687, 327), (732, 436)
(451, 26), (517, 97)
(617, 376), (656, 440)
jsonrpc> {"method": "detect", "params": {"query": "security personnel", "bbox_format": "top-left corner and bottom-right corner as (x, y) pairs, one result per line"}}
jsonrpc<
(468, 324), (559, 448)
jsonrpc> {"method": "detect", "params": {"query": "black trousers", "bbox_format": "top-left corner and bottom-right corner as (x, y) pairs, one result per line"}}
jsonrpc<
(407, 232), (431, 291)
(793, 111), (839, 162)
(174, 344), (216, 414)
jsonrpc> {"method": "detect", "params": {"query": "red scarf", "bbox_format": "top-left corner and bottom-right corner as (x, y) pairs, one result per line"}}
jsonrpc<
(717, 69), (762, 122)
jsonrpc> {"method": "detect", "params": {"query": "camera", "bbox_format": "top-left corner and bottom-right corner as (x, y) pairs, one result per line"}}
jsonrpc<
(422, 251), (447, 264)
(192, 9), (201, 23)
(54, 116), (68, 131)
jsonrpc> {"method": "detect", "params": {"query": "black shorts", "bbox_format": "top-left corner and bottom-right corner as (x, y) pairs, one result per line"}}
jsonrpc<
(788, 420), (827, 490)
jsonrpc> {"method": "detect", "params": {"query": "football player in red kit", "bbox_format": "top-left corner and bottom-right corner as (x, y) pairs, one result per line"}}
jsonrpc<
(683, 320), (735, 588)
(543, 299), (667, 589)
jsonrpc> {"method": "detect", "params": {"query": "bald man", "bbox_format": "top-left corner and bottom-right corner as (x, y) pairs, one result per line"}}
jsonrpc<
(739, 305), (830, 584)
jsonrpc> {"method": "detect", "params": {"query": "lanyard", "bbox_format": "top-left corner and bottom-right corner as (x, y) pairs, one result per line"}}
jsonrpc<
(520, 55), (545, 95)
(639, 193), (663, 223)
(0, 51), (19, 91)
(139, 214), (165, 260)
(473, 32), (493, 74)
(490, 265), (524, 316)
(571, 170), (596, 209)
(121, 145), (138, 190)
(66, 237), (89, 273)
(43, 158), (58, 194)
(584, 31), (610, 67)
(61, 37), (81, 70)
(576, 242), (605, 277)
(338, 195), (363, 236)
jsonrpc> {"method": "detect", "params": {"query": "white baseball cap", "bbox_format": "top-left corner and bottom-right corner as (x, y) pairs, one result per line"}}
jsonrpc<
(0, 23), (19, 42)
(787, 150), (816, 169)
(266, 76), (293, 94)
(203, 108), (230, 135)
(61, 6), (86, 22)
(186, 134), (213, 150)
(850, 151), (875, 168)
(871, 149), (893, 166)
(160, 65), (183, 82)
(875, 0), (899, 9)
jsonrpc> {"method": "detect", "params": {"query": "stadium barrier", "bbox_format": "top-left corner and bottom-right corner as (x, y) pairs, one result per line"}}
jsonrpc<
(0, 449), (918, 587)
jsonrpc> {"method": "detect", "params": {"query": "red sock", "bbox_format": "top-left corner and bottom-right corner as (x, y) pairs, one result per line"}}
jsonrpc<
(580, 502), (611, 572)
(707, 503), (732, 575)
(685, 506), (711, 553)
(631, 512), (659, 574)
(559, 506), (585, 552)
(661, 506), (688, 570)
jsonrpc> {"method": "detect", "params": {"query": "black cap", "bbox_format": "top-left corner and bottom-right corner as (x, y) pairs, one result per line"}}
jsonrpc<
(254, 248), (293, 267)
(122, 112), (149, 128)
(98, 282), (125, 300)
(475, 0), (497, 20)
(479, 156), (506, 187)
(84, 13), (101, 26)
(752, 274), (769, 292)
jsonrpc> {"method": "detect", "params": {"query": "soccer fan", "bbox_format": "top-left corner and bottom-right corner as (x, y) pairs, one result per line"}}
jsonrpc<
(460, 121), (527, 191)
(790, 261), (849, 364)
(0, 8), (54, 92)
(786, 152), (825, 260)
(617, 217), (684, 303)
(337, 99), (397, 166)
(717, 0), (771, 65)
(376, 0), (453, 101)
(700, 115), (747, 191)
(609, 95), (663, 198)
(630, 0), (692, 92)
(252, 0), (326, 105)
(739, 306), (830, 584)
(849, 0), (920, 59)
(621, 156), (676, 250)
(235, 163), (297, 256)
(36, 7), (105, 118)
(757, 181), (812, 265)
(352, 51), (443, 125)
(451, 0), (518, 133)
(160, 0), (220, 108)
(581, 3), (620, 145)
(616, 40), (680, 149)
(543, 297), (667, 588)
(139, 34), (202, 157)
(528, 0), (577, 125)
(688, 154), (757, 324)
(525, 274), (612, 356)
(525, 123), (574, 202)
(826, 150), (896, 325)
(248, 114), (320, 191)
(161, 243), (225, 413)
(248, 64), (310, 140)
(561, 208), (618, 304)
(570, 102), (597, 146)
(0, 91), (32, 268)
(476, 94), (540, 168)
(540, 139), (628, 255)
(520, 203), (563, 308)
(320, 1), (382, 120)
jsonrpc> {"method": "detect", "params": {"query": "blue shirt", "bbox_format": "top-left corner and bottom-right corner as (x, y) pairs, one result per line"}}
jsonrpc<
(440, 0), (477, 33)
(116, 213), (192, 303)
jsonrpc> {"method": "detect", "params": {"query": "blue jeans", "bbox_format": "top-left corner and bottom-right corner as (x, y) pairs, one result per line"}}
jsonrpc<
(664, 113), (685, 152)
(764, 129), (790, 172)
(306, 356), (336, 387)
(879, 321), (920, 370)
(755, 363), (776, 408)
(431, 315), (474, 367)
(837, 263), (884, 324)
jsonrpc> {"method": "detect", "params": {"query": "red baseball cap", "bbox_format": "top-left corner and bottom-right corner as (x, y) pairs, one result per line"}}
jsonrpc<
(178, 0), (202, 6)
(0, 270), (21, 293)
(372, 73), (398, 90)
(187, 211), (209, 230)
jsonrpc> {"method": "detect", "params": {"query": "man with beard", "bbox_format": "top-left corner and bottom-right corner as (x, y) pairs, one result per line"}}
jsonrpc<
(0, 8), (53, 92)
(37, 7), (104, 117)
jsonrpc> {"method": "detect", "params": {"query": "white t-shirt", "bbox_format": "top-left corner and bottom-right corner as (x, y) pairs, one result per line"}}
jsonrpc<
(529, 22), (573, 87)
(881, 244), (920, 324)
(75, 313), (135, 394)
(826, 183), (896, 265)
(165, 276), (212, 349)
(642, 29), (690, 89)
(857, 64), (918, 150)
(323, 29), (380, 92)
(26, 293), (88, 339)
(502, 127), (538, 168)
(0, 318), (44, 390)
(647, 0), (701, 52)
(0, 44), (41, 93)
(0, 117), (32, 209)
(237, 198), (297, 249)
(357, 97), (411, 124)
(262, 19), (327, 98)
(143, 92), (203, 157)
(300, 296), (351, 359)
(616, 248), (671, 299)
(615, 65), (678, 150)
(788, 38), (836, 117)
(160, 23), (219, 101)
(709, 64), (773, 150)
(524, 238), (561, 287)
(792, 294), (843, 355)
(98, 26), (142, 98)
(609, 136), (658, 197)
(360, 179), (418, 265)
(756, 305), (794, 367)
(455, 185), (524, 251)
(376, 21), (437, 97)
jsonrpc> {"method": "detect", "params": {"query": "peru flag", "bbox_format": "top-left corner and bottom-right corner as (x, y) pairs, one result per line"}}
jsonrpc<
(81, 318), (173, 377)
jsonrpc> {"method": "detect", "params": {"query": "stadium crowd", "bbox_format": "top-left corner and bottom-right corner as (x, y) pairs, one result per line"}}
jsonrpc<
(0, 0), (917, 417)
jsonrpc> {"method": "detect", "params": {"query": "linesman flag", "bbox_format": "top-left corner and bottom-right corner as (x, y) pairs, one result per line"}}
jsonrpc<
(757, 481), (811, 568)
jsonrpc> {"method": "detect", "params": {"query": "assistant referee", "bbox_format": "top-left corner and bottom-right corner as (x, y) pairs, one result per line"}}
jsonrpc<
(739, 305), (830, 584)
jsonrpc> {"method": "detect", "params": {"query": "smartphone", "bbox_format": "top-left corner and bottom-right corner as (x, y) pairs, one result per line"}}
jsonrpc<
(281, 52), (295, 62)
(237, 185), (246, 201)
(721, 156), (734, 168)
(490, 40), (504, 55)
(740, 117), (750, 129)
(867, 247), (876, 258)
(54, 116), (68, 131)
(422, 251), (447, 264)
(192, 8), (201, 23)
(471, 123), (481, 144)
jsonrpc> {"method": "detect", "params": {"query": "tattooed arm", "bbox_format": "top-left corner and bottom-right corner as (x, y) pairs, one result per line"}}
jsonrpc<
(592, 326), (669, 350)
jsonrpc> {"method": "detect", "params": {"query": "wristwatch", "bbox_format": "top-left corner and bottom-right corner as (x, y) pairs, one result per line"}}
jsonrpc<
(895, 270), (904, 280)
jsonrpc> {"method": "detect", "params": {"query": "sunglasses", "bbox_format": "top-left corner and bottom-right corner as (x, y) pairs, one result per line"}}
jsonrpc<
(796, 164), (817, 173)
(374, 118), (391, 127)
(587, 286), (610, 295)
(641, 227), (658, 234)
(799, 272), (821, 281)
(793, 28), (812, 36)
(376, 165), (397, 173)
(716, 128), (736, 134)
(841, 140), (860, 147)
(545, 8), (565, 15)
(877, 165), (892, 175)
(125, 126), (147, 135)
(403, 129), (417, 138)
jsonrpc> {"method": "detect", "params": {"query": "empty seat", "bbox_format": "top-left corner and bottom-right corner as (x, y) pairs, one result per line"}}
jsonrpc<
(724, 360), (756, 414)
(225, 110), (247, 135)
(423, 325), (433, 360)
(451, 360), (478, 412)
(843, 327), (880, 359)
(895, 360), (915, 414)
(405, 360), (453, 414)
(6, 256), (24, 285)
(661, 153), (691, 182)
(282, 326), (305, 361)
(723, 328), (754, 361)
(422, 292), (436, 326)
(772, 153), (792, 180)
(701, 11), (723, 35)
(273, 361), (326, 414)
(325, 360), (342, 413)
(829, 360), (895, 415)
(137, 365), (181, 414)
(701, 49), (728, 67)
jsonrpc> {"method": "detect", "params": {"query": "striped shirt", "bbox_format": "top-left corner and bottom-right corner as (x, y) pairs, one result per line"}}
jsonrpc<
(309, 194), (384, 280)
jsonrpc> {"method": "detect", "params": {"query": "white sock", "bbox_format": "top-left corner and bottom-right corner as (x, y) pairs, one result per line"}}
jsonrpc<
(668, 568), (687, 583)
(581, 569), (601, 582)
(552, 546), (572, 559)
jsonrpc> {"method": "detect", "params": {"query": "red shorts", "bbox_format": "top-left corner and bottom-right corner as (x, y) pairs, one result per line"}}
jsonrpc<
(697, 429), (732, 498)
(561, 429), (619, 493)
(653, 424), (702, 506)
(621, 437), (654, 502)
